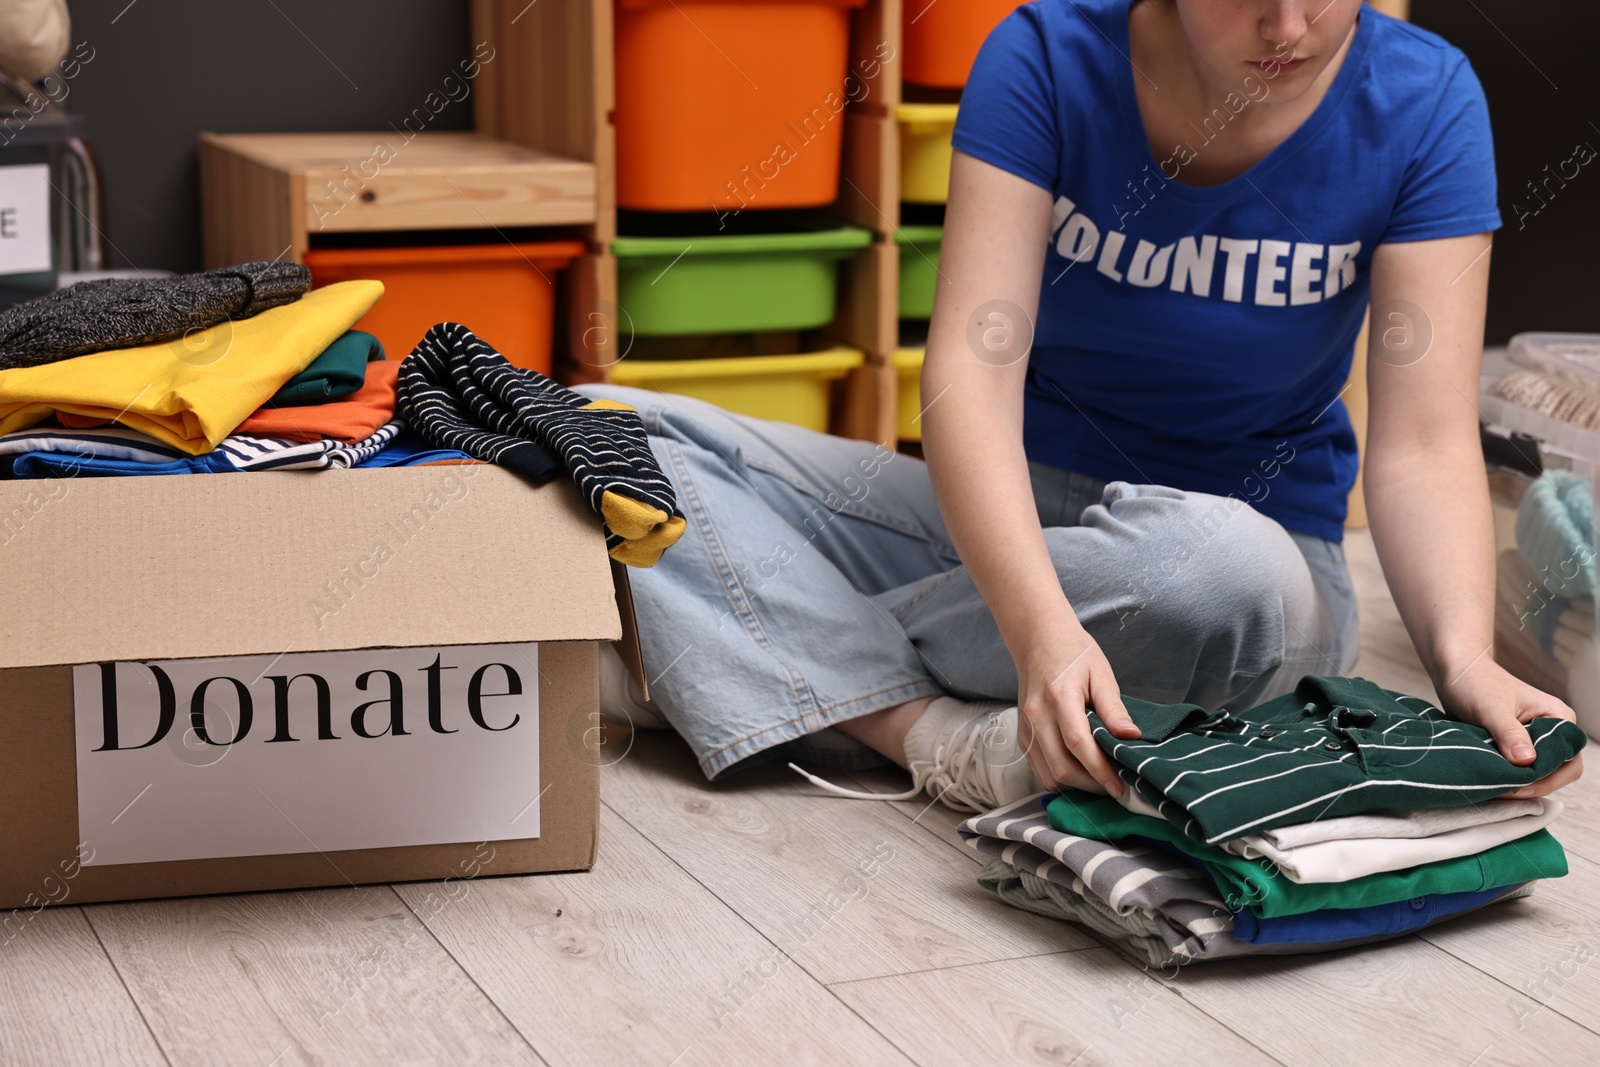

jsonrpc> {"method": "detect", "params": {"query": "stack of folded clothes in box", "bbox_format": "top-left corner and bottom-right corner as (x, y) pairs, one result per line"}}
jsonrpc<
(0, 264), (474, 476)
(959, 675), (1586, 968)
(0, 266), (688, 567)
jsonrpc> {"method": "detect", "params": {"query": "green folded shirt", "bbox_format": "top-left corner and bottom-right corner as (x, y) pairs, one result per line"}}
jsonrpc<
(265, 330), (383, 408)
(1046, 791), (1567, 918)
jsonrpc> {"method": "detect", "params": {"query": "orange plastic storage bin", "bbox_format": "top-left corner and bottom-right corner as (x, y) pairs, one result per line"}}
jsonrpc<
(902, 0), (1021, 88)
(615, 0), (868, 213)
(302, 241), (585, 372)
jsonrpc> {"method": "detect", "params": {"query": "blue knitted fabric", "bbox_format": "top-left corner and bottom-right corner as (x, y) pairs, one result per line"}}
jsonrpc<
(1516, 469), (1595, 598)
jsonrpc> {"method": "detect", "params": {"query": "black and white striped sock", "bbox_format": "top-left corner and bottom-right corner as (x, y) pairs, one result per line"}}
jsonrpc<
(397, 323), (685, 566)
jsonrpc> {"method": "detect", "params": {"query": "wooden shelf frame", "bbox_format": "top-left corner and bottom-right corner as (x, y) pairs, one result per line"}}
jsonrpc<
(473, 0), (907, 441)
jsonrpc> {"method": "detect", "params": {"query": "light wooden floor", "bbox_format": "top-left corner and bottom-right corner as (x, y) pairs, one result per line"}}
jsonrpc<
(5, 531), (1599, 1066)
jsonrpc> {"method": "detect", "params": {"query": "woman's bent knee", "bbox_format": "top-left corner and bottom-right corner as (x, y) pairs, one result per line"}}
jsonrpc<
(1044, 485), (1319, 701)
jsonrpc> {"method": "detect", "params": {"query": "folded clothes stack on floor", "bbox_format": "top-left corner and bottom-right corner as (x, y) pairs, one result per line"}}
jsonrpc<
(959, 675), (1586, 969)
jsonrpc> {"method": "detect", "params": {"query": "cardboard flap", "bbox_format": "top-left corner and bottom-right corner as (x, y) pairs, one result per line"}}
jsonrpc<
(0, 466), (622, 669)
(609, 560), (648, 701)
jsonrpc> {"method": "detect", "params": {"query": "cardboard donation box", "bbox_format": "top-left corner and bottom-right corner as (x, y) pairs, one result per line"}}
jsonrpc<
(0, 465), (630, 912)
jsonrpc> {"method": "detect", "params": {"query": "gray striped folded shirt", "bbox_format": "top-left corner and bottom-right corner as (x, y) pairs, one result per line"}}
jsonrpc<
(0, 421), (402, 472)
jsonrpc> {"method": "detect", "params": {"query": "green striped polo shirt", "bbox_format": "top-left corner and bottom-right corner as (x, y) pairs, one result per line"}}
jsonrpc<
(1086, 675), (1588, 845)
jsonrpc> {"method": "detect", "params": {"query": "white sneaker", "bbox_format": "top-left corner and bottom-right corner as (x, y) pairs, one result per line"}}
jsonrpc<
(789, 697), (1040, 813)
(598, 643), (669, 730)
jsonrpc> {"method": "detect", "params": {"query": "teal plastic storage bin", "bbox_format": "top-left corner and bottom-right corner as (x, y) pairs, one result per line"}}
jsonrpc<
(613, 222), (873, 336)
(896, 225), (943, 319)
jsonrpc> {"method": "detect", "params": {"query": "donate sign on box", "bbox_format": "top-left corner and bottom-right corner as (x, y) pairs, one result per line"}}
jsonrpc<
(74, 643), (542, 866)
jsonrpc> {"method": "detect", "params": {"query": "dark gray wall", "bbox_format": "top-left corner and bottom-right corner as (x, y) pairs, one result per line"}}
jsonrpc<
(64, 0), (471, 273)
(59, 1), (1599, 343)
(1408, 0), (1597, 343)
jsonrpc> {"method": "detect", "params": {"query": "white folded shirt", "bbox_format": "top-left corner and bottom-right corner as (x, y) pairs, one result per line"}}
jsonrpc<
(1118, 787), (1560, 883)
(1249, 796), (1548, 848)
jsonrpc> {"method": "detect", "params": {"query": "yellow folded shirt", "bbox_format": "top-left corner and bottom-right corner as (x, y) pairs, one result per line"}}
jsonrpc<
(0, 280), (384, 454)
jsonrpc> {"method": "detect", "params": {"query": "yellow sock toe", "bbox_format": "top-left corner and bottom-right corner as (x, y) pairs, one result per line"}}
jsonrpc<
(609, 516), (687, 567)
(600, 490), (669, 541)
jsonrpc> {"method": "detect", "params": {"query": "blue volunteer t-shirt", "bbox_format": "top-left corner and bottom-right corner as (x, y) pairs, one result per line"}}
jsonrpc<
(951, 0), (1501, 541)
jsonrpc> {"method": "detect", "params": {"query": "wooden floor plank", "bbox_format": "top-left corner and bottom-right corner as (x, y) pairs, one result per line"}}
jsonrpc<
(1547, 764), (1600, 866)
(764, 758), (984, 856)
(394, 804), (915, 1067)
(1149, 935), (1600, 1066)
(601, 731), (1097, 985)
(0, 906), (166, 1067)
(1421, 852), (1600, 1036)
(85, 886), (540, 1067)
(831, 949), (1281, 1067)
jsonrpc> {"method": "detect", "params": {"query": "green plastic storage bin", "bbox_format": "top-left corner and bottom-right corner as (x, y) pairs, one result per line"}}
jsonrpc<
(613, 223), (873, 336)
(896, 225), (944, 319)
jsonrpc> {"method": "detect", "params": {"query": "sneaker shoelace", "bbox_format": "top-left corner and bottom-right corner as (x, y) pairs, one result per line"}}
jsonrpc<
(786, 709), (1009, 812)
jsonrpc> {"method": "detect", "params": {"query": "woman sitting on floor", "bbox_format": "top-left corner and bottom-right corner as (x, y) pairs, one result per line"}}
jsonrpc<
(589, 0), (1583, 809)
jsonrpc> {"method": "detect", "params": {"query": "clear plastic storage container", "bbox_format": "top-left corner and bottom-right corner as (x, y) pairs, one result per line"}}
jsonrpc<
(1479, 339), (1600, 739)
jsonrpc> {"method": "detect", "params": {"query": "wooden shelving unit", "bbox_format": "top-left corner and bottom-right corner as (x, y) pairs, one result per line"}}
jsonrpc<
(472, 0), (909, 445)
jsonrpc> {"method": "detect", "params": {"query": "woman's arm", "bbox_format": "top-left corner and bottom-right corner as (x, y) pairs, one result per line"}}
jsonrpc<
(921, 151), (1140, 796)
(1364, 234), (1582, 795)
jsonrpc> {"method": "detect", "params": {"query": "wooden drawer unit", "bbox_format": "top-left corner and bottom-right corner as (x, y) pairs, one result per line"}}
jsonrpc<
(199, 131), (597, 267)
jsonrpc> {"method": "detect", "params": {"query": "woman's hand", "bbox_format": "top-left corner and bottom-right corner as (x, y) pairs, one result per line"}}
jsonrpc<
(1013, 623), (1142, 796)
(1437, 659), (1584, 798)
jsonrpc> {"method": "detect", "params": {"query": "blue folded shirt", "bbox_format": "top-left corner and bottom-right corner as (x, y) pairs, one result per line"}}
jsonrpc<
(1233, 885), (1521, 944)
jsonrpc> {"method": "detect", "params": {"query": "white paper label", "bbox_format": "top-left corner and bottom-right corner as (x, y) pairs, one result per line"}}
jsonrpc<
(0, 164), (52, 275)
(73, 643), (540, 866)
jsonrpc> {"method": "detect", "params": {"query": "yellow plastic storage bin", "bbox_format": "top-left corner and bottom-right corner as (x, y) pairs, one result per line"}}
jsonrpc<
(894, 348), (926, 440)
(610, 347), (865, 432)
(897, 104), (959, 204)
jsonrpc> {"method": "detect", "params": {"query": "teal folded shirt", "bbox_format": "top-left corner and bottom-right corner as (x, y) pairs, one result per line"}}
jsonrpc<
(265, 330), (383, 407)
(1046, 791), (1567, 919)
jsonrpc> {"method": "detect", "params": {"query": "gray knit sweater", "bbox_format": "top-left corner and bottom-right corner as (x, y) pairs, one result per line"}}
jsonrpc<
(0, 262), (311, 370)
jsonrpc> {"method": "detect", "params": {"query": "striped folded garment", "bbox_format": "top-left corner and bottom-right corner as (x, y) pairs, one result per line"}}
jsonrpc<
(0, 421), (404, 476)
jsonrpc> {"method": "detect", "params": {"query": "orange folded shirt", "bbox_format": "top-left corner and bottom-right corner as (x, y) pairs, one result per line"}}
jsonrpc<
(234, 359), (400, 443)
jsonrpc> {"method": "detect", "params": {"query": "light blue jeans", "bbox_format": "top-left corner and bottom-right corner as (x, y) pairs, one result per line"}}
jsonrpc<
(578, 385), (1361, 780)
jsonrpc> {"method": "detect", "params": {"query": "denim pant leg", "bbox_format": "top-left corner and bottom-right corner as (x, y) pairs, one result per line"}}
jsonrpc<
(877, 468), (1362, 711)
(575, 384), (958, 779)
